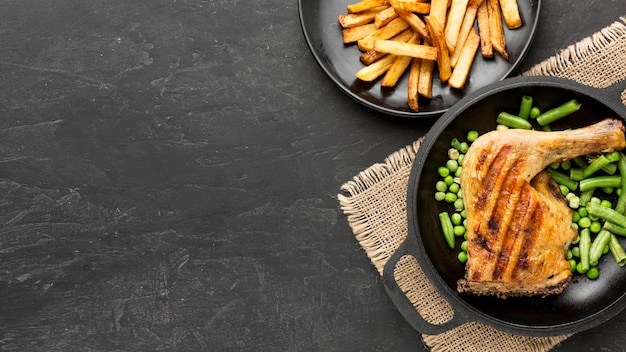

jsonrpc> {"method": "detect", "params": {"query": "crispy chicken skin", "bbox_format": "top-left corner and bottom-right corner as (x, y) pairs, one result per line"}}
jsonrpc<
(458, 119), (626, 298)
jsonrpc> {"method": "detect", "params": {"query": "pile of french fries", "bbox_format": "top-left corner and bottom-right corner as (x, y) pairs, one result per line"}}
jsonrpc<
(339, 0), (522, 111)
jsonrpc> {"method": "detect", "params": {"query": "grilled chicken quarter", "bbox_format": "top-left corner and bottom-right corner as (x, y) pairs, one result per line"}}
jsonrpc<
(458, 118), (626, 298)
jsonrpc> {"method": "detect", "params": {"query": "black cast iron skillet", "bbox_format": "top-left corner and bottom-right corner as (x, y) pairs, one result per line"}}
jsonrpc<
(383, 76), (626, 337)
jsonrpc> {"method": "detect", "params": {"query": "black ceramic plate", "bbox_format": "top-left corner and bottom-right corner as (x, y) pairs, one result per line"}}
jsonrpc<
(298, 0), (541, 118)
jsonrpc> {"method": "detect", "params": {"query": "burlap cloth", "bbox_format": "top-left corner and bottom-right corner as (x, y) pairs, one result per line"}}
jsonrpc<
(338, 17), (626, 352)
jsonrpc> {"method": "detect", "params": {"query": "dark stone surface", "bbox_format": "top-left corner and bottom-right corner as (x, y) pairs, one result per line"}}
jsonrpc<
(0, 0), (624, 351)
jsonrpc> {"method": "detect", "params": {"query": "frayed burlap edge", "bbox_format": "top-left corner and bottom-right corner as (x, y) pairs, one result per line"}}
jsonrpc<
(339, 138), (423, 275)
(523, 17), (626, 106)
(338, 16), (626, 352)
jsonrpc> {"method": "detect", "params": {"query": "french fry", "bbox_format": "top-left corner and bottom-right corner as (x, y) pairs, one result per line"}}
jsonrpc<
(347, 0), (387, 14)
(429, 0), (449, 29)
(425, 15), (451, 83)
(373, 39), (438, 61)
(356, 54), (397, 81)
(445, 0), (469, 53)
(374, 6), (398, 28)
(418, 57), (435, 98)
(449, 28), (480, 89)
(487, 0), (508, 60)
(389, 0), (431, 14)
(343, 23), (379, 44)
(500, 0), (522, 29)
(358, 17), (410, 51)
(360, 30), (414, 65)
(450, 0), (482, 67)
(338, 6), (389, 28)
(381, 33), (420, 87)
(408, 58), (421, 111)
(392, 8), (431, 43)
(476, 0), (493, 58)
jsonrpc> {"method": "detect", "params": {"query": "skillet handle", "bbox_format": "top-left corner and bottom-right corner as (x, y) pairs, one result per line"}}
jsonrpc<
(382, 233), (468, 336)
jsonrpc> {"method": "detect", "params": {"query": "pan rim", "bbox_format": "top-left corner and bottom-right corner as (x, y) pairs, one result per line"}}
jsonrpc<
(406, 75), (626, 336)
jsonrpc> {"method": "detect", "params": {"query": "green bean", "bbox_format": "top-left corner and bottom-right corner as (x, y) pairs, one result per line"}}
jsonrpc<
(603, 221), (626, 236)
(572, 156), (587, 168)
(579, 189), (594, 206)
(439, 212), (455, 249)
(582, 154), (614, 179)
(579, 228), (591, 273)
(496, 112), (532, 129)
(614, 152), (626, 213)
(536, 99), (582, 126)
(451, 138), (463, 151)
(467, 130), (479, 142)
(609, 234), (626, 266)
(547, 168), (578, 191)
(448, 148), (460, 160)
(589, 230), (612, 266)
(518, 95), (533, 119)
(570, 168), (584, 181)
(587, 202), (626, 228)
(579, 175), (622, 192)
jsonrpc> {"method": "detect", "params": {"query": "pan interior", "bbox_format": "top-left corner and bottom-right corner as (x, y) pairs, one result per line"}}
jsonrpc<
(415, 85), (626, 328)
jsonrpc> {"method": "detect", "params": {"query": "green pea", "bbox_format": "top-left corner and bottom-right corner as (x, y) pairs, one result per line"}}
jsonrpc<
(444, 192), (457, 203)
(586, 267), (599, 280)
(444, 175), (455, 185)
(438, 166), (450, 177)
(578, 217), (591, 228)
(589, 221), (602, 234)
(461, 240), (468, 252)
(453, 225), (466, 237)
(454, 198), (464, 211)
(446, 159), (459, 173)
(569, 259), (577, 272)
(571, 246), (581, 257)
(530, 107), (541, 119)
(576, 261), (588, 274)
(572, 212), (581, 223)
(451, 212), (463, 225)
(457, 251), (468, 263)
(436, 180), (448, 192)
(601, 199), (613, 208)
(435, 192), (446, 201)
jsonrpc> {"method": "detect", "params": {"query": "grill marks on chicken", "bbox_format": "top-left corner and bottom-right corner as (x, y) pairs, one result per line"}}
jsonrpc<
(458, 119), (626, 298)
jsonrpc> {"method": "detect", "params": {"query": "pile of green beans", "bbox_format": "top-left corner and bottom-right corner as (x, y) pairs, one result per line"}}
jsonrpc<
(434, 94), (626, 280)
(550, 150), (626, 280)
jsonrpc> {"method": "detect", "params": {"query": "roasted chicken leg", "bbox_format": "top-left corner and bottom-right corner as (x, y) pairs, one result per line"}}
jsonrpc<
(458, 119), (626, 298)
